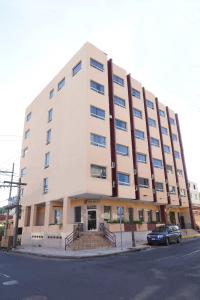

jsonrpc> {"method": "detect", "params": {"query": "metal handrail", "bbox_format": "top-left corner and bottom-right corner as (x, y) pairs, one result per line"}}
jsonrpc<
(65, 227), (80, 250)
(99, 223), (116, 247)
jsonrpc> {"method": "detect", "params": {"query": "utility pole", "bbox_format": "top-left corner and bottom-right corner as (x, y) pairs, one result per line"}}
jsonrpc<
(4, 179), (27, 248)
(4, 163), (15, 238)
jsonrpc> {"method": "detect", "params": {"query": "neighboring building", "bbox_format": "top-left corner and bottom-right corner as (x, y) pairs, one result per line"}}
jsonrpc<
(20, 42), (193, 248)
(189, 181), (200, 205)
(189, 181), (200, 229)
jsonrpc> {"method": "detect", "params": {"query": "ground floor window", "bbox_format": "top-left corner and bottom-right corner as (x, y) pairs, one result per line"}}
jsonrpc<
(128, 208), (134, 223)
(74, 206), (81, 223)
(138, 209), (144, 222)
(147, 210), (153, 223)
(104, 206), (111, 222)
(169, 211), (176, 224)
(54, 209), (63, 225)
(156, 211), (161, 223)
(117, 207), (124, 221)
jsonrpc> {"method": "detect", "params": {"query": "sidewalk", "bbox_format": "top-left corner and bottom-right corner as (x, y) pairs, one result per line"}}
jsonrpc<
(12, 244), (150, 259)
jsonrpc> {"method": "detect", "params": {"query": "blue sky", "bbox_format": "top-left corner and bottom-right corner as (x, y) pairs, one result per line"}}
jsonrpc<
(0, 0), (200, 205)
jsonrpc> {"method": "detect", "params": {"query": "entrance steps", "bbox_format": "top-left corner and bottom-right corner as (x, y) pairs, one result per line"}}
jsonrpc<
(69, 232), (113, 250)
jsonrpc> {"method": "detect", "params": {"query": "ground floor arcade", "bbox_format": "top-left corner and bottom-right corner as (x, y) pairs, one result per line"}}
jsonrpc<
(20, 197), (191, 248)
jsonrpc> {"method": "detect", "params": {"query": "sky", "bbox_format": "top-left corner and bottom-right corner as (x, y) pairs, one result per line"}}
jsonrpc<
(0, 0), (200, 206)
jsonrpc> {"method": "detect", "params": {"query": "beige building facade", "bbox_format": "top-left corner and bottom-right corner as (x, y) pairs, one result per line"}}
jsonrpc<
(20, 42), (193, 248)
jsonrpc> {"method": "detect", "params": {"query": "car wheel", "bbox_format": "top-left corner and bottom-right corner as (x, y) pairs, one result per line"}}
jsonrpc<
(177, 237), (181, 244)
(165, 238), (170, 246)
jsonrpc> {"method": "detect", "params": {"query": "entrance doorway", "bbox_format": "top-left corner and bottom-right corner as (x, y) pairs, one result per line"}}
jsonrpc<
(88, 210), (97, 230)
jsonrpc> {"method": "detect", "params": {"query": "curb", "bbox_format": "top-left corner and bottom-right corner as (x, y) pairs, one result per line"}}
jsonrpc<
(9, 246), (151, 260)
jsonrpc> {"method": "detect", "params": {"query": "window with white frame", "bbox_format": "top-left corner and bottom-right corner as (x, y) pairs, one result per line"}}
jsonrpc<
(91, 164), (106, 179)
(44, 152), (50, 168)
(90, 80), (104, 94)
(117, 173), (130, 186)
(90, 133), (106, 147)
(43, 177), (48, 193)
(116, 144), (129, 156)
(72, 61), (82, 76)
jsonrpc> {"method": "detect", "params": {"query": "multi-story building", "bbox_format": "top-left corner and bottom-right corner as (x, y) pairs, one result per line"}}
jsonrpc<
(189, 181), (200, 229)
(20, 42), (194, 248)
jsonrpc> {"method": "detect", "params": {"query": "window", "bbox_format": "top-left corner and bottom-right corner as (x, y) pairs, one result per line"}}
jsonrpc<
(155, 182), (164, 192)
(113, 74), (124, 86)
(22, 147), (28, 157)
(147, 210), (153, 223)
(115, 119), (127, 131)
(24, 129), (30, 139)
(166, 165), (173, 174)
(114, 95), (126, 108)
(49, 89), (54, 99)
(117, 207), (124, 221)
(148, 118), (156, 127)
(104, 206), (111, 222)
(132, 88), (140, 99)
(54, 209), (62, 225)
(90, 80), (104, 94)
(57, 78), (65, 91)
(48, 108), (53, 122)
(135, 129), (145, 140)
(163, 145), (171, 154)
(90, 58), (104, 72)
(138, 210), (144, 222)
(91, 164), (106, 179)
(72, 61), (81, 76)
(156, 211), (161, 223)
(44, 152), (50, 168)
(43, 177), (48, 193)
(138, 177), (149, 188)
(159, 110), (165, 117)
(175, 151), (180, 159)
(172, 134), (177, 141)
(90, 133), (106, 147)
(128, 208), (134, 223)
(133, 108), (142, 118)
(180, 189), (186, 197)
(151, 137), (160, 147)
(21, 167), (27, 177)
(169, 117), (175, 125)
(26, 112), (32, 122)
(161, 127), (168, 135)
(153, 158), (163, 168)
(117, 173), (130, 186)
(136, 153), (147, 163)
(146, 99), (154, 109)
(169, 185), (176, 194)
(90, 106), (105, 120)
(116, 144), (129, 156)
(74, 206), (81, 223)
(46, 129), (52, 144)
(177, 169), (183, 176)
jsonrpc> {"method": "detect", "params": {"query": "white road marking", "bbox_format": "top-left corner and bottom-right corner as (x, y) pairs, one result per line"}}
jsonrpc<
(182, 249), (200, 257)
(2, 280), (18, 286)
(0, 272), (10, 278)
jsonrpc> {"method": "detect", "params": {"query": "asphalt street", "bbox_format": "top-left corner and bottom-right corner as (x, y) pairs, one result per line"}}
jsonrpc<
(1, 239), (200, 300)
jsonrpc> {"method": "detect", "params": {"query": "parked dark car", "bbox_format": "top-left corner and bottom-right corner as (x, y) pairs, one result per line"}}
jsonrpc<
(147, 225), (182, 246)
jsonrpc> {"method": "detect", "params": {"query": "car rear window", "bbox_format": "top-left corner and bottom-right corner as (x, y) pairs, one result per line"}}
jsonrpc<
(152, 226), (166, 232)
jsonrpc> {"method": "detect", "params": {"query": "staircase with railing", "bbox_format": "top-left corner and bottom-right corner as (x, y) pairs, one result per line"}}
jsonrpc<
(99, 223), (116, 247)
(65, 223), (116, 250)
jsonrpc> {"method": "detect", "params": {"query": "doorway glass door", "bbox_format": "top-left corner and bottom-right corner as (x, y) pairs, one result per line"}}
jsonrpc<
(88, 210), (97, 230)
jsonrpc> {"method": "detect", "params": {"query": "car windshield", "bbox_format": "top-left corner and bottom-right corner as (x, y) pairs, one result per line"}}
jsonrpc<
(152, 226), (167, 233)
